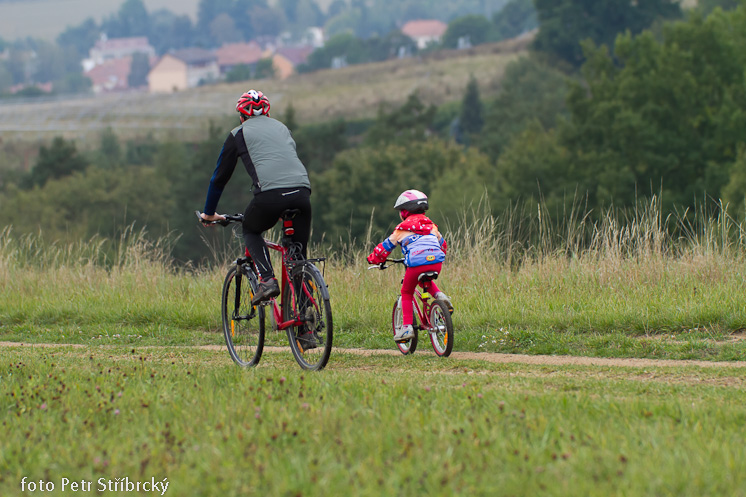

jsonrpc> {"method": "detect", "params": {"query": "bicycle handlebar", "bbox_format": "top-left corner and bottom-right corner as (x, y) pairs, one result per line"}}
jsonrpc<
(367, 258), (405, 270)
(195, 211), (244, 226)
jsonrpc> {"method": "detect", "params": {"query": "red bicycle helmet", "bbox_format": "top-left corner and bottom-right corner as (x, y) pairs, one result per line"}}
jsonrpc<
(236, 89), (270, 117)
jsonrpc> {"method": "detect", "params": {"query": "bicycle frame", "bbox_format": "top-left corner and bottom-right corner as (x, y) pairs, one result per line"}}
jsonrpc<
(410, 280), (436, 332)
(259, 217), (326, 332)
(374, 258), (438, 333)
(263, 238), (304, 331)
(203, 210), (321, 332)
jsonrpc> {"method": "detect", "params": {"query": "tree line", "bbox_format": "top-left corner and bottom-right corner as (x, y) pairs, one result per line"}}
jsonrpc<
(2, 0), (745, 264)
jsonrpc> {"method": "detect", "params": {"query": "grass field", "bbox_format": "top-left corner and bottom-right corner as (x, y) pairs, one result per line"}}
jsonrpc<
(2, 201), (746, 495)
(2, 344), (745, 496)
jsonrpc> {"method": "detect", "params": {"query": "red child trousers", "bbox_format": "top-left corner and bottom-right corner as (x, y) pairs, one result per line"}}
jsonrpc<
(401, 262), (442, 326)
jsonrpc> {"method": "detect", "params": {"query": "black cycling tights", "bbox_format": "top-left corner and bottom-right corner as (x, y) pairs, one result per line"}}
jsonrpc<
(242, 187), (312, 281)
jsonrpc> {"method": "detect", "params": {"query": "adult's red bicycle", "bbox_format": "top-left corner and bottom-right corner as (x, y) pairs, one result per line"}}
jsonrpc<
(197, 210), (333, 370)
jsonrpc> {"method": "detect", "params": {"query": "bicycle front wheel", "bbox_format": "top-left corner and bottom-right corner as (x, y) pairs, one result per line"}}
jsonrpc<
(283, 262), (333, 371)
(392, 296), (418, 355)
(221, 264), (265, 367)
(428, 299), (453, 357)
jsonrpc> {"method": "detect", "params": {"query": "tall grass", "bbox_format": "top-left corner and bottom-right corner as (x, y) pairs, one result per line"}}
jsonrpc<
(442, 195), (746, 265)
(338, 196), (746, 358)
(2, 198), (746, 360)
(0, 224), (222, 345)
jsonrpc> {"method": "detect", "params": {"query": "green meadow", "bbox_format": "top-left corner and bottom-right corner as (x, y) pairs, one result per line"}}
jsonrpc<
(2, 201), (746, 495)
(2, 346), (745, 496)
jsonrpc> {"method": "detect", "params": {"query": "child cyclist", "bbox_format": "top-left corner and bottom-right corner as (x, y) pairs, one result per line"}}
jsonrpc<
(367, 189), (452, 342)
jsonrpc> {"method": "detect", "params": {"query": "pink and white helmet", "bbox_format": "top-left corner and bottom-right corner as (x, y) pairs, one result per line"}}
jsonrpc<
(394, 189), (429, 213)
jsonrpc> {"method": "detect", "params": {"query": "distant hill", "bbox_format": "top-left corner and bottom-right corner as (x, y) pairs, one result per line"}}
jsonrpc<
(0, 36), (532, 144)
(0, 0), (199, 41)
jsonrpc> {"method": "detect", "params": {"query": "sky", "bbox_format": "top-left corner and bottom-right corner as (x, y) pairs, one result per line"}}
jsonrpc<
(0, 0), (200, 41)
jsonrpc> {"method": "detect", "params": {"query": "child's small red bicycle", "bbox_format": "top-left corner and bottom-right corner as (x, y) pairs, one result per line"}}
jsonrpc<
(370, 258), (454, 357)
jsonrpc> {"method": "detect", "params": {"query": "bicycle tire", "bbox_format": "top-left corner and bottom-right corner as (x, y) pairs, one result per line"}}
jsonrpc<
(392, 296), (418, 355)
(282, 262), (333, 371)
(428, 299), (454, 357)
(221, 264), (265, 367)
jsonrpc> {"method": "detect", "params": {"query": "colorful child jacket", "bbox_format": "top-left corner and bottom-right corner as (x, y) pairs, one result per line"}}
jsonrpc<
(367, 214), (447, 267)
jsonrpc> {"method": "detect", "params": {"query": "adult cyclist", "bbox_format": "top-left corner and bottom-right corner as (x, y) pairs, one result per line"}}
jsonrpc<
(200, 89), (312, 305)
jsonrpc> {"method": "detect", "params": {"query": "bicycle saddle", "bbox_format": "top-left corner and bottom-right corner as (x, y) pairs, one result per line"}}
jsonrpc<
(417, 271), (439, 282)
(281, 209), (301, 220)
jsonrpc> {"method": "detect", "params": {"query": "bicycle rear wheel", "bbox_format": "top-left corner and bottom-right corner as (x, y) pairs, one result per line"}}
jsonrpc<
(392, 296), (418, 355)
(428, 299), (453, 357)
(283, 262), (333, 371)
(222, 264), (265, 367)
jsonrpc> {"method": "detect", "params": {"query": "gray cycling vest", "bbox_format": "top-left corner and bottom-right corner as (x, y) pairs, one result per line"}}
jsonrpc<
(233, 115), (311, 193)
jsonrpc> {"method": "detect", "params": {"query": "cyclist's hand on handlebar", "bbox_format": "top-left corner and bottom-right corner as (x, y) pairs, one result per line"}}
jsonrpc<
(196, 211), (243, 226)
(196, 211), (227, 227)
(367, 251), (391, 265)
(366, 260), (388, 270)
(199, 212), (225, 222)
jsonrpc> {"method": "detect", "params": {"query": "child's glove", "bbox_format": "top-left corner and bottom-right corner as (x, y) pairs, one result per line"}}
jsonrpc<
(440, 238), (448, 255)
(367, 238), (395, 264)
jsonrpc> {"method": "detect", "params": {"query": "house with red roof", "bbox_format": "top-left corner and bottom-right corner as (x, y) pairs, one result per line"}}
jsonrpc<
(272, 46), (314, 79)
(85, 56), (132, 93)
(148, 48), (220, 92)
(84, 36), (156, 70)
(214, 42), (264, 74)
(401, 20), (448, 49)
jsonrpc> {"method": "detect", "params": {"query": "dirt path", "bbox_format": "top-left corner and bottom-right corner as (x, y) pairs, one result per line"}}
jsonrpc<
(333, 347), (746, 368)
(3, 341), (746, 369)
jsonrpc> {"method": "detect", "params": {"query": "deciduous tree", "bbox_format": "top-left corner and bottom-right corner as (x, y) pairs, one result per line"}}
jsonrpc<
(27, 137), (89, 188)
(442, 14), (495, 49)
(532, 0), (681, 68)
(554, 7), (746, 209)
(492, 0), (537, 41)
(364, 93), (436, 147)
(478, 56), (567, 161)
